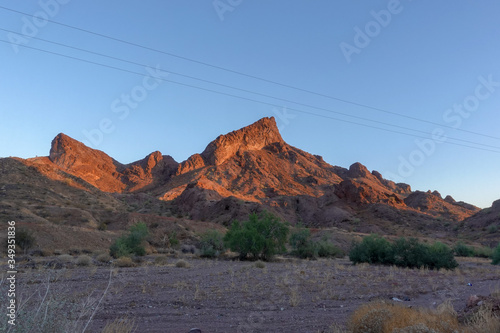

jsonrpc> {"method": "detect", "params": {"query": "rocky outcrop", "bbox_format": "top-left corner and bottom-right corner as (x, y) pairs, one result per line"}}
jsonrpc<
(48, 133), (177, 192)
(200, 117), (284, 166)
(11, 117), (483, 229)
(49, 133), (126, 192)
(404, 190), (479, 221)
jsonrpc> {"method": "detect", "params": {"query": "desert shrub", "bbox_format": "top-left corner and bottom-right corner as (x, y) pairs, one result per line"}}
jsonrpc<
(426, 242), (458, 270)
(169, 231), (179, 248)
(199, 229), (225, 258)
(98, 221), (108, 231)
(69, 248), (81, 255)
(114, 256), (136, 267)
(109, 222), (149, 258)
(254, 261), (266, 268)
(487, 225), (499, 233)
(15, 228), (36, 253)
(316, 237), (344, 258)
(153, 256), (168, 266)
(391, 237), (429, 269)
(349, 234), (393, 265)
(96, 253), (111, 263)
(348, 301), (460, 333)
(454, 241), (474, 257)
(492, 243), (500, 265)
(175, 259), (189, 268)
(350, 236), (457, 270)
(58, 254), (74, 262)
(101, 318), (136, 333)
(289, 228), (317, 259)
(76, 255), (92, 266)
(224, 212), (289, 261)
(472, 246), (493, 258)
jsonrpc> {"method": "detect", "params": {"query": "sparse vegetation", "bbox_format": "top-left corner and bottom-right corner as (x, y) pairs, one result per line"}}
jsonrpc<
(454, 241), (474, 257)
(492, 243), (500, 265)
(15, 228), (36, 254)
(109, 222), (149, 258)
(101, 318), (137, 333)
(289, 228), (317, 259)
(289, 229), (343, 259)
(175, 259), (189, 268)
(347, 301), (460, 333)
(199, 229), (225, 258)
(96, 253), (112, 263)
(76, 255), (93, 266)
(254, 261), (266, 268)
(224, 212), (289, 261)
(350, 235), (458, 270)
(472, 246), (493, 259)
(114, 256), (136, 267)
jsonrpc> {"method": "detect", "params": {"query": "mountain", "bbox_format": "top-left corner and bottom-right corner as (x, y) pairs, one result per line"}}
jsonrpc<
(0, 116), (488, 250)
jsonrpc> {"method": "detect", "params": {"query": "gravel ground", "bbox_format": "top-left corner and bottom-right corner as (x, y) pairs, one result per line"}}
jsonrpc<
(1, 255), (499, 332)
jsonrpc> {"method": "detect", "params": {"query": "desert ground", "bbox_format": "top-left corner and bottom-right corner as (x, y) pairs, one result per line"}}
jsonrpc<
(1, 254), (499, 333)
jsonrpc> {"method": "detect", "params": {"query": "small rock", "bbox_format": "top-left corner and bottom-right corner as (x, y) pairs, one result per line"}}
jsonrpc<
(189, 329), (201, 333)
(467, 295), (480, 307)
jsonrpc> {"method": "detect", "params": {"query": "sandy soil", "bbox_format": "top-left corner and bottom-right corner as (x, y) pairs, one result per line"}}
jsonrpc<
(1, 255), (499, 333)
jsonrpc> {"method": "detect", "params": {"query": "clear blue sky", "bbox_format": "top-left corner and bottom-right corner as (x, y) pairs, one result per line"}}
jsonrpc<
(1, 1), (499, 208)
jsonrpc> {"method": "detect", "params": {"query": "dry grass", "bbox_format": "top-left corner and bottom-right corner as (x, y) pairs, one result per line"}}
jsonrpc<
(153, 255), (169, 266)
(347, 301), (460, 333)
(254, 261), (266, 269)
(76, 255), (93, 266)
(175, 259), (189, 268)
(96, 253), (111, 263)
(114, 257), (136, 267)
(101, 318), (136, 333)
(464, 305), (500, 333)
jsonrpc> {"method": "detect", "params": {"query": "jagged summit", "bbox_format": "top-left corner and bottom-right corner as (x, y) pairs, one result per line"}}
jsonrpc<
(6, 117), (482, 231)
(201, 117), (284, 166)
(50, 133), (122, 170)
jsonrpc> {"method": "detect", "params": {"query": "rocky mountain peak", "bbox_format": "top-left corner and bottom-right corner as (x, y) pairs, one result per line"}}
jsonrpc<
(49, 133), (121, 170)
(200, 117), (284, 166)
(348, 162), (371, 178)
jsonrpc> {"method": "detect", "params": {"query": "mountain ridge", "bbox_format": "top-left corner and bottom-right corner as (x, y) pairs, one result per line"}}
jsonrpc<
(2, 116), (493, 246)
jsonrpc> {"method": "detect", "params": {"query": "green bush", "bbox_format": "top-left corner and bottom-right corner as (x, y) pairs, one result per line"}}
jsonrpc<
(349, 234), (392, 265)
(492, 243), (500, 265)
(349, 235), (458, 270)
(109, 223), (149, 258)
(16, 228), (36, 254)
(472, 246), (493, 258)
(224, 212), (289, 261)
(316, 237), (344, 258)
(453, 241), (474, 257)
(391, 237), (428, 269)
(199, 230), (225, 258)
(289, 229), (317, 259)
(169, 231), (179, 248)
(426, 242), (458, 270)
